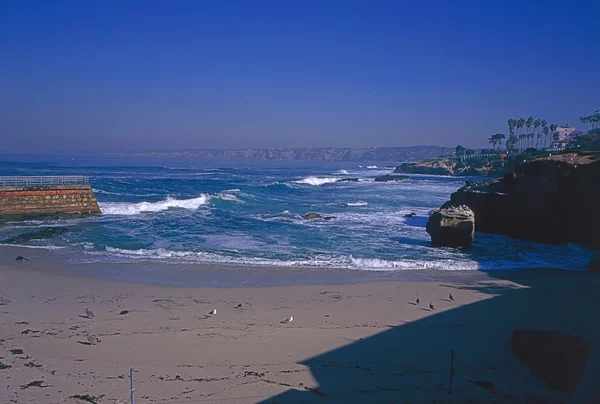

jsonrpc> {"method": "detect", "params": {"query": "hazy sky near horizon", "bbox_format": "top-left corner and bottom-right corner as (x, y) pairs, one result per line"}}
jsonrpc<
(1, 1), (599, 154)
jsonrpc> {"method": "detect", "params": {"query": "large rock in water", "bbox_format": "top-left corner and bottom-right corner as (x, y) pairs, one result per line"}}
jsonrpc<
(512, 329), (590, 391)
(373, 174), (411, 182)
(426, 205), (475, 248)
(302, 212), (336, 220)
(442, 152), (600, 250)
(588, 254), (600, 272)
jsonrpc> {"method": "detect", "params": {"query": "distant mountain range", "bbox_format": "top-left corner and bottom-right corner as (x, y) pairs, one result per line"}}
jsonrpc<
(107, 146), (443, 162)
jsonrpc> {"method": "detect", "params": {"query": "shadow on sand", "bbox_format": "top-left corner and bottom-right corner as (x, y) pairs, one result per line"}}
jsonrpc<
(260, 270), (600, 403)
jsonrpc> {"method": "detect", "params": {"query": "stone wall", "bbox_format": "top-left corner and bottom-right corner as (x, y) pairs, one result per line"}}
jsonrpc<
(0, 184), (101, 220)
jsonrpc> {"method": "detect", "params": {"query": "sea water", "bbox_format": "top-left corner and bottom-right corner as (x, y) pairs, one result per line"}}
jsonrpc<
(0, 155), (594, 285)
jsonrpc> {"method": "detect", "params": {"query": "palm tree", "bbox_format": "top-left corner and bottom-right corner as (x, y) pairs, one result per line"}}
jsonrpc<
(533, 119), (541, 148)
(508, 119), (515, 138)
(541, 120), (548, 148)
(543, 125), (550, 149)
(517, 118), (525, 151)
(525, 116), (534, 149)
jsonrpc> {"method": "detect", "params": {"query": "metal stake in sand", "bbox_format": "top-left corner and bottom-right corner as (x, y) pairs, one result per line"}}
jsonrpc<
(448, 350), (455, 394)
(130, 368), (135, 404)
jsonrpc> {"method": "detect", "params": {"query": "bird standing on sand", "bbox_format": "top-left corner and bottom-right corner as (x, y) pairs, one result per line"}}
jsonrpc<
(416, 297), (420, 305)
(235, 303), (243, 309)
(85, 308), (94, 319)
(282, 316), (293, 323)
(429, 302), (435, 310)
(86, 334), (99, 345)
(449, 293), (454, 301)
(208, 309), (217, 315)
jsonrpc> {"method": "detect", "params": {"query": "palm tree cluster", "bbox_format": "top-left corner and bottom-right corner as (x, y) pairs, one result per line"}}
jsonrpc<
(579, 110), (600, 131)
(506, 117), (554, 153)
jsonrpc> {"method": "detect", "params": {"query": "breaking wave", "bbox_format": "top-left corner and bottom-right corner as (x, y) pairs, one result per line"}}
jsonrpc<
(347, 201), (368, 207)
(293, 176), (339, 186)
(100, 195), (210, 215)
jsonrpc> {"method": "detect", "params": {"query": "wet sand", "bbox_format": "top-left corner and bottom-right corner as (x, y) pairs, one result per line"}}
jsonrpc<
(1, 257), (598, 403)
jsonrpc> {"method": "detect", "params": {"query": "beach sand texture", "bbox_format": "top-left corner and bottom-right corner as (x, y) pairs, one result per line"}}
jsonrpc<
(1, 261), (599, 403)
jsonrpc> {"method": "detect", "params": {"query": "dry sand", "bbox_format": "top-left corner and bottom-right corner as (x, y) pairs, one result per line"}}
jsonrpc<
(1, 260), (598, 403)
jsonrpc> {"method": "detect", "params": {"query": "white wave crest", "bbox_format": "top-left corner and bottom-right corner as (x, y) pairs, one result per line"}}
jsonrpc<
(334, 169), (349, 175)
(347, 201), (368, 207)
(367, 165), (378, 169)
(293, 176), (339, 186)
(100, 195), (210, 215)
(217, 193), (239, 202)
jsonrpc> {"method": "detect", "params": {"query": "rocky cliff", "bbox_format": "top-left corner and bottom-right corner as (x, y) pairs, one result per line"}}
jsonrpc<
(394, 155), (510, 177)
(441, 152), (600, 250)
(108, 146), (443, 162)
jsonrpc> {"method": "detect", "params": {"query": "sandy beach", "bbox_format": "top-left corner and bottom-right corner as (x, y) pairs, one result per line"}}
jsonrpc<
(1, 258), (599, 403)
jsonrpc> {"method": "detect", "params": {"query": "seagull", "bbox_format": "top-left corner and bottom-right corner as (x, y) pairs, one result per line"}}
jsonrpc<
(416, 297), (420, 305)
(208, 309), (217, 315)
(282, 316), (293, 324)
(449, 293), (454, 301)
(429, 302), (435, 311)
(85, 308), (94, 319)
(235, 303), (243, 309)
(86, 334), (99, 345)
(245, 99), (251, 103)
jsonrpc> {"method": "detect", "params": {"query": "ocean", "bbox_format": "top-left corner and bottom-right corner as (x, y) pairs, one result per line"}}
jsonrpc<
(0, 154), (595, 286)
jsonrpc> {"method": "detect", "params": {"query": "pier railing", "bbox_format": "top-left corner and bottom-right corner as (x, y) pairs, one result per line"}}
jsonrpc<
(0, 176), (89, 187)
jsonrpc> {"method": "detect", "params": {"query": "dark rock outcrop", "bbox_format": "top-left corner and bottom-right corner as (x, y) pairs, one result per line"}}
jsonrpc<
(374, 175), (411, 182)
(395, 159), (455, 176)
(403, 212), (417, 218)
(441, 152), (600, 250)
(426, 205), (475, 248)
(302, 212), (336, 221)
(4, 227), (69, 244)
(589, 254), (600, 272)
(336, 178), (359, 182)
(512, 329), (590, 391)
(15, 256), (28, 261)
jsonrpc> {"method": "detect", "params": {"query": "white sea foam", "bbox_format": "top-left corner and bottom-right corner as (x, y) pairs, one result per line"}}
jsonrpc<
(334, 169), (349, 175)
(347, 201), (368, 207)
(367, 165), (378, 169)
(100, 195), (210, 215)
(293, 176), (339, 186)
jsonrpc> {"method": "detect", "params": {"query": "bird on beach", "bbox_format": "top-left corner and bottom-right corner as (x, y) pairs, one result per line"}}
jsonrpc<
(85, 308), (94, 319)
(449, 293), (454, 302)
(429, 302), (435, 311)
(235, 303), (243, 309)
(86, 334), (99, 345)
(282, 316), (293, 324)
(208, 309), (217, 315)
(416, 297), (420, 305)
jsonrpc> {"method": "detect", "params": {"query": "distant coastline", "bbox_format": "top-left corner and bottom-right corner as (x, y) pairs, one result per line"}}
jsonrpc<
(105, 146), (443, 162)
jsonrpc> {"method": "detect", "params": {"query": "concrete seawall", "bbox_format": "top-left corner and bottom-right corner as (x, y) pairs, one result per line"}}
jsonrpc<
(0, 184), (101, 220)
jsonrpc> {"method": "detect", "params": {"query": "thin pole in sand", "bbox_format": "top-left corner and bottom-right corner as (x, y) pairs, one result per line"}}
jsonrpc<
(130, 368), (135, 404)
(448, 350), (455, 394)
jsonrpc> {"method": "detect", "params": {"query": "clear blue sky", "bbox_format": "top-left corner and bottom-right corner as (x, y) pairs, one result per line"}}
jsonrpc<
(1, 0), (599, 153)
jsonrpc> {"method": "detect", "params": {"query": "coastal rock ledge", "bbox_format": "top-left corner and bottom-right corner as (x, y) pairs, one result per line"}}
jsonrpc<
(426, 205), (475, 248)
(439, 152), (600, 250)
